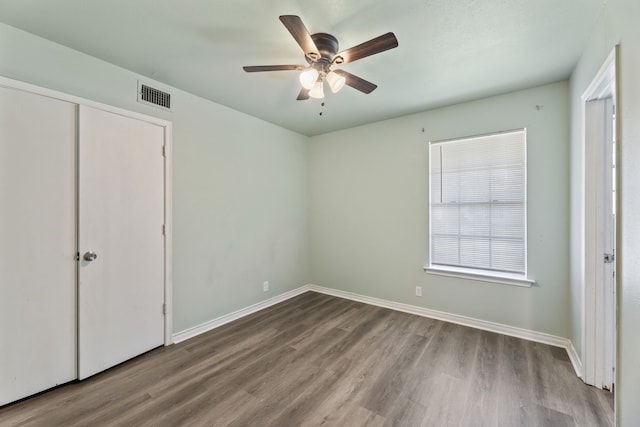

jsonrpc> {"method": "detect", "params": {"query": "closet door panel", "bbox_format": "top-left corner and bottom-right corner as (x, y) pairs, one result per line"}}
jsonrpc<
(77, 105), (165, 380)
(0, 86), (77, 405)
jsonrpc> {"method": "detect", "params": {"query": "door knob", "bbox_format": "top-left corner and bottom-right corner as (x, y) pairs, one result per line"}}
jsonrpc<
(83, 251), (98, 262)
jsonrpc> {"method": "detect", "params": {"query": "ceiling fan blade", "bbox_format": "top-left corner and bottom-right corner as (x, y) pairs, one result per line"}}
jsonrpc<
(336, 32), (398, 64)
(243, 65), (304, 72)
(296, 88), (310, 100)
(333, 70), (377, 94)
(279, 15), (321, 60)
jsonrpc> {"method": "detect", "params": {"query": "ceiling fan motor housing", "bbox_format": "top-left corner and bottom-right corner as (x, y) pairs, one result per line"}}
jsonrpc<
(307, 33), (342, 73)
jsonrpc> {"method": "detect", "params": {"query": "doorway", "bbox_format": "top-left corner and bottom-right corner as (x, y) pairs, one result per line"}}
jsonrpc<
(0, 76), (173, 405)
(582, 47), (617, 391)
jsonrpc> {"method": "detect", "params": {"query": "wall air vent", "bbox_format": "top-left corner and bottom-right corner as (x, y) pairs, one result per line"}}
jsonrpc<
(137, 82), (171, 111)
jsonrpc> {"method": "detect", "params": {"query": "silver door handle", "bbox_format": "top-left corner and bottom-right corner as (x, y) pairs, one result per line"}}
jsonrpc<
(83, 251), (98, 262)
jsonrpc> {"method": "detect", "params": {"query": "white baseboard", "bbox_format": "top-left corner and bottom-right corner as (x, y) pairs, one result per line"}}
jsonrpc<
(308, 284), (580, 373)
(171, 283), (582, 379)
(566, 340), (584, 380)
(172, 285), (310, 343)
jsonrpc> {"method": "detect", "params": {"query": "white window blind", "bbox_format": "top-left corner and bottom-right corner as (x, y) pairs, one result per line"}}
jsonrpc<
(429, 129), (527, 275)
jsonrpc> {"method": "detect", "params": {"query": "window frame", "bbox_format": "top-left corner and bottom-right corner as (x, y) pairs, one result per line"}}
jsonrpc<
(424, 128), (534, 287)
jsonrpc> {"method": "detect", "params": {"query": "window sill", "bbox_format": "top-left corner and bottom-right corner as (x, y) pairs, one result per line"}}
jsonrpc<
(423, 266), (535, 288)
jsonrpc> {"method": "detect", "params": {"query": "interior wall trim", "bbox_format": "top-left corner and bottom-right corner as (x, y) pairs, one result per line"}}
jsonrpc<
(567, 340), (584, 380)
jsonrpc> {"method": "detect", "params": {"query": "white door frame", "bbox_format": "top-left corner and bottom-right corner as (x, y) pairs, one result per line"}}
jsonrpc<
(581, 46), (617, 390)
(0, 75), (174, 345)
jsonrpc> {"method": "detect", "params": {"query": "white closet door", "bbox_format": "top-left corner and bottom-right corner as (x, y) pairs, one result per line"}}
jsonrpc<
(0, 87), (77, 405)
(78, 105), (165, 380)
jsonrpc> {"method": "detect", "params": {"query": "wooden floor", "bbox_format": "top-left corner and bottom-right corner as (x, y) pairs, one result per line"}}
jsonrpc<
(1, 292), (614, 426)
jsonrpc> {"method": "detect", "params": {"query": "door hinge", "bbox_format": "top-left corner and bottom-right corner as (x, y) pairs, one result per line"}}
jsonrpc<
(162, 145), (166, 157)
(162, 224), (166, 235)
(162, 303), (166, 315)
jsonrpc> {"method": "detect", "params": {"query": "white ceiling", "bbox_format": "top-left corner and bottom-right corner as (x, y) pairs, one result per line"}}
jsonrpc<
(0, 0), (605, 136)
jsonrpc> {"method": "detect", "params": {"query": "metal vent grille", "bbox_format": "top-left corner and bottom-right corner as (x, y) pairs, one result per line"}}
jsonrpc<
(138, 83), (171, 110)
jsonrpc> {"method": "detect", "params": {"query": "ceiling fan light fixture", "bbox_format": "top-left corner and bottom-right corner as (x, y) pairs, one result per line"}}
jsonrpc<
(243, 15), (398, 101)
(308, 80), (325, 99)
(326, 71), (346, 93)
(299, 68), (319, 89)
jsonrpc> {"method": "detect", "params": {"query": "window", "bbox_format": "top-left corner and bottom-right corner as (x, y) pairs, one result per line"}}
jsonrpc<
(427, 129), (532, 286)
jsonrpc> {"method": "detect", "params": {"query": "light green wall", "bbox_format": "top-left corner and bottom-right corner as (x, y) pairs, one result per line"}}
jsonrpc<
(569, 0), (640, 424)
(0, 23), (310, 333)
(309, 81), (571, 337)
(8, 14), (635, 421)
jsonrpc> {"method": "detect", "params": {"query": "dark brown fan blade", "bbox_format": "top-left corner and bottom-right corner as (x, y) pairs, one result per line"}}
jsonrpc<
(336, 32), (398, 64)
(333, 70), (377, 94)
(243, 65), (304, 72)
(279, 15), (320, 60)
(296, 88), (310, 100)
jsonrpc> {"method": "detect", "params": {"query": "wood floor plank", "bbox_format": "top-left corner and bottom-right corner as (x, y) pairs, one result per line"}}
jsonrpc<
(333, 404), (387, 427)
(406, 322), (472, 408)
(361, 333), (431, 416)
(0, 292), (614, 426)
(459, 329), (501, 426)
(495, 335), (540, 426)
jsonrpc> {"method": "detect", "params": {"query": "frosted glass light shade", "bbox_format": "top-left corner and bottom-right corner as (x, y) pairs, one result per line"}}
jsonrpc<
(326, 71), (346, 93)
(308, 81), (325, 99)
(299, 68), (319, 89)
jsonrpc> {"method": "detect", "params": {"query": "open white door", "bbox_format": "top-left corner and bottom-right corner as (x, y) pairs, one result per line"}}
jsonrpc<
(78, 105), (165, 380)
(601, 97), (616, 391)
(583, 48), (617, 391)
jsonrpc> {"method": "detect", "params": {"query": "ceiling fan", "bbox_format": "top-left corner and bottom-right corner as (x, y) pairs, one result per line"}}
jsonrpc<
(243, 15), (398, 100)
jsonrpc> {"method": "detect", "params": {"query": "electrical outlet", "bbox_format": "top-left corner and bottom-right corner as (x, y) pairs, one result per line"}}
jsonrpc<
(415, 286), (422, 297)
(263, 281), (269, 292)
